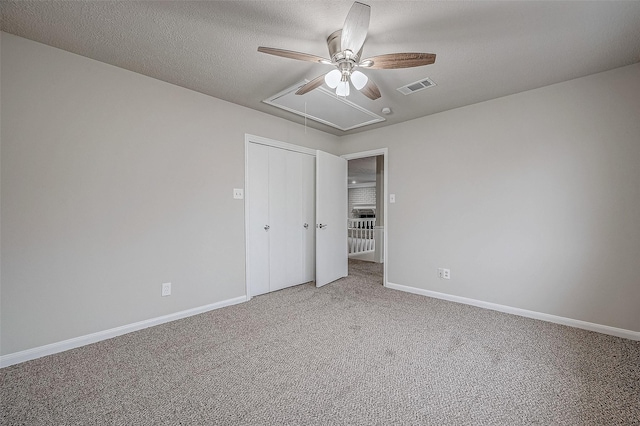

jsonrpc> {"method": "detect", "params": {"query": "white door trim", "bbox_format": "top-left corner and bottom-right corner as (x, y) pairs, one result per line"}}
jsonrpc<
(244, 134), (317, 300)
(342, 148), (389, 288)
(245, 134), (316, 155)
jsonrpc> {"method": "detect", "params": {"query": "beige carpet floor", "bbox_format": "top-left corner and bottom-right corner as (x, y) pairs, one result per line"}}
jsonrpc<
(1, 260), (639, 425)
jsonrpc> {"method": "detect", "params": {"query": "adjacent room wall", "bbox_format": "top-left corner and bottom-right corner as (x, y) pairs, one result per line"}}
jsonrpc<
(340, 63), (640, 333)
(0, 33), (340, 356)
(348, 186), (376, 218)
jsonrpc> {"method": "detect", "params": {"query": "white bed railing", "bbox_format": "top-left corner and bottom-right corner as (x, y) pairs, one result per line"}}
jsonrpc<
(348, 218), (376, 254)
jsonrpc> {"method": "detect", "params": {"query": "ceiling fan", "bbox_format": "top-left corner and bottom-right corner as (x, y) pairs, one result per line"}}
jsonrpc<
(258, 1), (436, 100)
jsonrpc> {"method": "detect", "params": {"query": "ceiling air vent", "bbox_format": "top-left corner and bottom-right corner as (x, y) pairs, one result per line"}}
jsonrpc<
(397, 77), (436, 95)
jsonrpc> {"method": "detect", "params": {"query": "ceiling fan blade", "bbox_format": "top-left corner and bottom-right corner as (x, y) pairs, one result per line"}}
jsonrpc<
(341, 2), (370, 55)
(360, 53), (436, 69)
(360, 78), (381, 100)
(295, 74), (327, 95)
(258, 47), (330, 64)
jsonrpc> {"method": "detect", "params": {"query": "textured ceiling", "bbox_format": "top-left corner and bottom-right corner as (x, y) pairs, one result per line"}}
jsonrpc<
(2, 1), (640, 136)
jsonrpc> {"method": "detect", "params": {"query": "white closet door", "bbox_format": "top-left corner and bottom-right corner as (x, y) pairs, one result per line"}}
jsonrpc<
(286, 149), (305, 286)
(268, 147), (289, 291)
(269, 148), (312, 292)
(247, 141), (317, 296)
(301, 154), (316, 282)
(315, 150), (348, 287)
(287, 150), (315, 285)
(247, 143), (270, 296)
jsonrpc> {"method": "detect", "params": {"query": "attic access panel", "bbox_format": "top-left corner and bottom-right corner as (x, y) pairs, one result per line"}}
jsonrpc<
(264, 82), (385, 131)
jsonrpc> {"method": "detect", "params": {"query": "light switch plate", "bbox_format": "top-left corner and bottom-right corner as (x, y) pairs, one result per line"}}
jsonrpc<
(233, 188), (244, 199)
(390, 194), (396, 203)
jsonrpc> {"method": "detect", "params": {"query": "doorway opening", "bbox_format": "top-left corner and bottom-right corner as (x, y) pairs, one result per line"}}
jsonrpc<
(342, 149), (388, 287)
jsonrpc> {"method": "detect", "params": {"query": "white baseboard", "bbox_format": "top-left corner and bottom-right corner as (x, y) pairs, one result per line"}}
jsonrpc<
(386, 282), (639, 341)
(0, 295), (248, 368)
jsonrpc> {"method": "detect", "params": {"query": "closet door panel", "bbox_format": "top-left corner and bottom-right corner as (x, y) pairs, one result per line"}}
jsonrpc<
(247, 143), (270, 296)
(301, 154), (316, 282)
(315, 150), (348, 287)
(270, 148), (313, 291)
(268, 147), (289, 291)
(285, 150), (304, 287)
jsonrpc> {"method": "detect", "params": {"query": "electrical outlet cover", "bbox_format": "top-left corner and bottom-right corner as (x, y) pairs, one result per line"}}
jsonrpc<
(162, 282), (171, 296)
(438, 268), (451, 279)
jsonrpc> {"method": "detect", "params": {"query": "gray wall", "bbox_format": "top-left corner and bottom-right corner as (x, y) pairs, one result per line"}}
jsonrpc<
(0, 34), (339, 355)
(340, 63), (640, 332)
(2, 32), (639, 357)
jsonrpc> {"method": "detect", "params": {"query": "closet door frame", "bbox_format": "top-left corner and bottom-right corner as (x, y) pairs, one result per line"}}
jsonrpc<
(244, 134), (316, 300)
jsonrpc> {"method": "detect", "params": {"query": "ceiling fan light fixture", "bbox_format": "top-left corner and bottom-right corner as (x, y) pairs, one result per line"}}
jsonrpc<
(336, 80), (350, 97)
(257, 2), (436, 101)
(325, 69), (341, 89)
(351, 70), (368, 90)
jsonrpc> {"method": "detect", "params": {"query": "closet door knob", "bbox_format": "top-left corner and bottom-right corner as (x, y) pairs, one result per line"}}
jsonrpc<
(304, 223), (309, 229)
(264, 225), (270, 231)
(317, 223), (328, 229)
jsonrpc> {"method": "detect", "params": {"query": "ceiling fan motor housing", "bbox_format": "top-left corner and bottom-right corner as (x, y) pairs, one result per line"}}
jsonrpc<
(327, 30), (363, 64)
